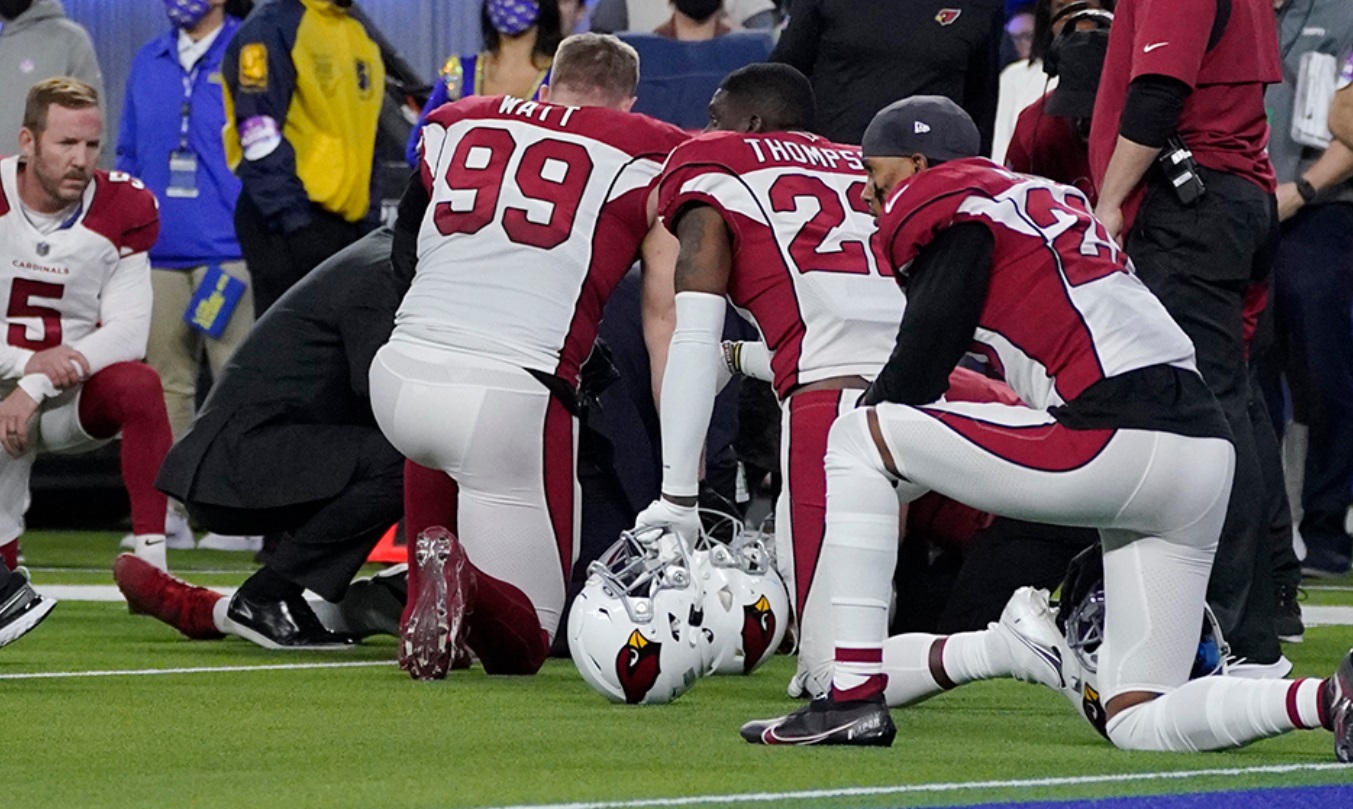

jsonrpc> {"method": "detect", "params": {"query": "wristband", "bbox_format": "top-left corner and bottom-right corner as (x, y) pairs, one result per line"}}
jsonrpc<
(1296, 176), (1318, 204)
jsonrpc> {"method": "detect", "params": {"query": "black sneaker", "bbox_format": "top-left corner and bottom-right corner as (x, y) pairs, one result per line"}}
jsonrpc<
(740, 694), (896, 746)
(224, 591), (357, 650)
(1325, 648), (1353, 763)
(0, 569), (57, 649)
(1275, 585), (1305, 644)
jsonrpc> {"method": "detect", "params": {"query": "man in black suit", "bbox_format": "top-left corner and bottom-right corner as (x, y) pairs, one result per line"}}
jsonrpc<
(151, 228), (406, 649)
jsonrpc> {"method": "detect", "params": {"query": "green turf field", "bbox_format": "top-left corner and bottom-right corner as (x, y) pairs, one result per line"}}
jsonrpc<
(5, 532), (1353, 809)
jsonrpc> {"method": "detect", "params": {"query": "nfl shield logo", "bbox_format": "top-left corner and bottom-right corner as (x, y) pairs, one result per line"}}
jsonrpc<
(935, 8), (962, 25)
(36, 242), (49, 257)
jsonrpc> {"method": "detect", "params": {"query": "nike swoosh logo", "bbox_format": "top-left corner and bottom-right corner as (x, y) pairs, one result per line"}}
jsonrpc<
(141, 537), (165, 547)
(1010, 632), (1066, 689)
(1144, 42), (1169, 53)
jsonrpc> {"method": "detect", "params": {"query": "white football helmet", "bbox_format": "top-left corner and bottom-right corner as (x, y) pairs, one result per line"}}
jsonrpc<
(691, 512), (790, 676)
(568, 528), (706, 704)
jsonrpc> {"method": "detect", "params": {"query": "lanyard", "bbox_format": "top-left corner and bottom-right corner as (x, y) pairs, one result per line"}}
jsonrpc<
(179, 61), (204, 153)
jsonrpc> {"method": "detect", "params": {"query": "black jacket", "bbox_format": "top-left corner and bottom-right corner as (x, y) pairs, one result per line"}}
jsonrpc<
(156, 228), (403, 508)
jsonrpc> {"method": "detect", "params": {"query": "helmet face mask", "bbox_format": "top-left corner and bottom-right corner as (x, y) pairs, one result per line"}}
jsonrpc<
(569, 529), (706, 704)
(692, 513), (790, 676)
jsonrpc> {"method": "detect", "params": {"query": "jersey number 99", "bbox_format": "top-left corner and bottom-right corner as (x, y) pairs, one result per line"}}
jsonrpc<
(434, 129), (595, 250)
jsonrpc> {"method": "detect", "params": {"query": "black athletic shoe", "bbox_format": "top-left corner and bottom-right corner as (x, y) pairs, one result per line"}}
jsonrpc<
(224, 591), (357, 650)
(1275, 585), (1305, 644)
(740, 694), (896, 746)
(1326, 648), (1353, 763)
(0, 569), (56, 649)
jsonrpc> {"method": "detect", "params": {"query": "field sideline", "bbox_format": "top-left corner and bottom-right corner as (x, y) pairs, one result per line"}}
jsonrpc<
(5, 532), (1353, 809)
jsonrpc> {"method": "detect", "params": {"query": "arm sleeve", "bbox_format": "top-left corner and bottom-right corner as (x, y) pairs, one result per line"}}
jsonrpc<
(1119, 75), (1192, 149)
(863, 223), (994, 406)
(963, 4), (1005, 157)
(69, 253), (153, 374)
(768, 0), (822, 75)
(659, 291), (726, 499)
(0, 345), (35, 379)
(391, 172), (429, 291)
(223, 19), (312, 234)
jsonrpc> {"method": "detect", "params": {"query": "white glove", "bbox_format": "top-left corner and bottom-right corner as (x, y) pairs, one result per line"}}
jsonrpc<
(633, 497), (701, 545)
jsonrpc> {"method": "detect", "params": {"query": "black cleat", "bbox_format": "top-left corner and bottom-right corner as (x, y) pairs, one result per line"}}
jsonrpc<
(1326, 648), (1353, 763)
(0, 570), (56, 649)
(224, 591), (357, 650)
(1275, 585), (1305, 644)
(740, 694), (896, 746)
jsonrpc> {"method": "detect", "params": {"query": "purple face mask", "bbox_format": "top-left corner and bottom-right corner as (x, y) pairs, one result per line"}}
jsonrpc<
(164, 0), (212, 30)
(487, 0), (540, 36)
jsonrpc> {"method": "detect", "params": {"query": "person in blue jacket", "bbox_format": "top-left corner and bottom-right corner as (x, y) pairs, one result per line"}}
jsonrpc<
(117, 0), (256, 552)
(405, 0), (563, 166)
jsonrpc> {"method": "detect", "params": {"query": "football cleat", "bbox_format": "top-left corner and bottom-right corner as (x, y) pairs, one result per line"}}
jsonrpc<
(113, 553), (225, 640)
(740, 694), (896, 746)
(0, 568), (56, 649)
(1325, 648), (1353, 763)
(402, 527), (474, 680)
(995, 586), (1071, 691)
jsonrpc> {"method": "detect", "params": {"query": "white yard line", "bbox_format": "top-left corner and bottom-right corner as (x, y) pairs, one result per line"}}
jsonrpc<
(478, 763), (1353, 809)
(0, 660), (392, 680)
(33, 584), (236, 601)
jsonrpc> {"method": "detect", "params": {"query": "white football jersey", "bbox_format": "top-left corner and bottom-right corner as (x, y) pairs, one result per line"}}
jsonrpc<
(656, 131), (906, 398)
(0, 156), (158, 379)
(395, 96), (689, 383)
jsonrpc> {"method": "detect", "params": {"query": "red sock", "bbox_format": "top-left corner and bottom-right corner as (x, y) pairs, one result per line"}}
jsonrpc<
(78, 363), (170, 535)
(0, 539), (17, 571)
(401, 460), (458, 629)
(465, 566), (549, 675)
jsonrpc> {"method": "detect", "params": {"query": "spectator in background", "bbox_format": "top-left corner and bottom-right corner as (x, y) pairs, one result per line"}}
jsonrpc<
(560, 0), (587, 34)
(1004, 7), (1112, 196)
(0, 1), (103, 159)
(404, 0), (563, 167)
(1332, 54), (1353, 148)
(222, 0), (383, 313)
(654, 1), (732, 39)
(992, 0), (1113, 165)
(1004, 3), (1035, 62)
(1090, 0), (1285, 672)
(770, 0), (1004, 148)
(1265, 0), (1353, 579)
(591, 0), (776, 34)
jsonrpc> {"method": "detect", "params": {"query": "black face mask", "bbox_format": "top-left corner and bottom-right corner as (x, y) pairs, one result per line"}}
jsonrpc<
(674, 0), (722, 22)
(0, 0), (33, 21)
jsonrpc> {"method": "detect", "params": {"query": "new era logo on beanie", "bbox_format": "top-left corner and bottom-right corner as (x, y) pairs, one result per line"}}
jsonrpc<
(862, 96), (980, 163)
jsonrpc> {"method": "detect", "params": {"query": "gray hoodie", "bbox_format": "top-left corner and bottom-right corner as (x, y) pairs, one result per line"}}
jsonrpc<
(0, 0), (104, 158)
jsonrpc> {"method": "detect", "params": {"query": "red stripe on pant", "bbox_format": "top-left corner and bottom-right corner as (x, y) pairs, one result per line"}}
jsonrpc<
(541, 396), (576, 586)
(400, 460), (459, 630)
(786, 389), (844, 618)
(78, 362), (170, 536)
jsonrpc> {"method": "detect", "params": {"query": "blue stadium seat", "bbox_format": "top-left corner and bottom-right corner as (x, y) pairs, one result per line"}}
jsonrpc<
(618, 32), (775, 130)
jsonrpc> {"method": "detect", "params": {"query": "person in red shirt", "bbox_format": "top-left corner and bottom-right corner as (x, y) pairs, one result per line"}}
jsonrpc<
(1088, 0), (1286, 673)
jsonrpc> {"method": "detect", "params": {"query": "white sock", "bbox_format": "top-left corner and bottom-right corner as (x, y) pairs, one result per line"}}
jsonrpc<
(133, 534), (168, 571)
(882, 633), (947, 706)
(1105, 676), (1325, 752)
(212, 597), (231, 634)
(821, 410), (900, 699)
(940, 627), (1018, 684)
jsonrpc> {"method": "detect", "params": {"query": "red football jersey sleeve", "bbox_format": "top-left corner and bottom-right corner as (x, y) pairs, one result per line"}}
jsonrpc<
(84, 171), (161, 256)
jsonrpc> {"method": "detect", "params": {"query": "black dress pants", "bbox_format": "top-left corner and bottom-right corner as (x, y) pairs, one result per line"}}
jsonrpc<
(1126, 169), (1281, 664)
(234, 195), (364, 314)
